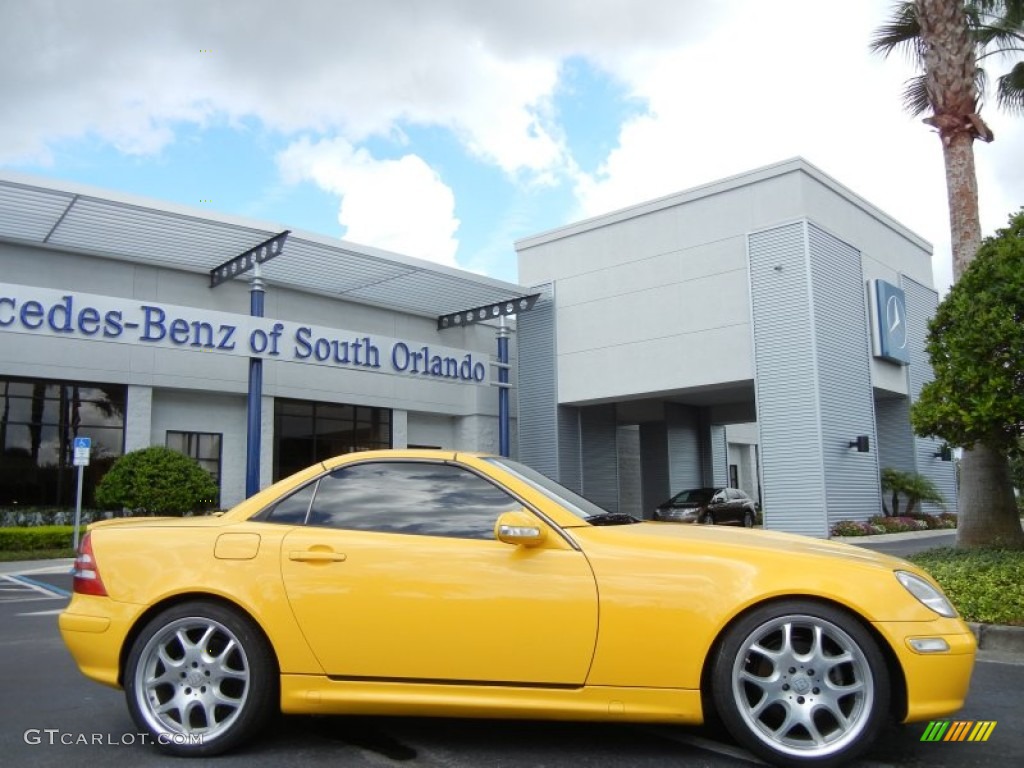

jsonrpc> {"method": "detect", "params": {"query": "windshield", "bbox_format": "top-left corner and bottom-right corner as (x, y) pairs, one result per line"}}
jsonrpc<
(670, 488), (714, 504)
(482, 457), (609, 521)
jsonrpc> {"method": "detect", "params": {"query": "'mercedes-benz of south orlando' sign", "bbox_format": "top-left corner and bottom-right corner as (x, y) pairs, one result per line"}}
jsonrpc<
(0, 283), (489, 384)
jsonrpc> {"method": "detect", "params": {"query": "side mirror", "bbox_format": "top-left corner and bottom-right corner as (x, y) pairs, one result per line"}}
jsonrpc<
(495, 510), (547, 547)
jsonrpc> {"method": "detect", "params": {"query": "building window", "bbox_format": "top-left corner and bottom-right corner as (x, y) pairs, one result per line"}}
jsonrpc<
(0, 376), (126, 507)
(273, 399), (391, 481)
(729, 464), (739, 489)
(166, 431), (222, 506)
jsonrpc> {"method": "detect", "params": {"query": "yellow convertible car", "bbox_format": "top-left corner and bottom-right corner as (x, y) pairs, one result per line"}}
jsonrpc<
(60, 450), (975, 767)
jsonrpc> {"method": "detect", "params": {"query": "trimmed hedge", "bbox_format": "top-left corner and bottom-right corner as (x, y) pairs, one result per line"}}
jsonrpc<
(0, 526), (75, 551)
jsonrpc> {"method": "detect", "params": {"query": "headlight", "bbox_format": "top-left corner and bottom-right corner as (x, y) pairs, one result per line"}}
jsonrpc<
(895, 570), (957, 618)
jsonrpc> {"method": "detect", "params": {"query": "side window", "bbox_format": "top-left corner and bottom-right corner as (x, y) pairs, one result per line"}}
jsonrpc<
(726, 489), (740, 501)
(307, 462), (522, 539)
(263, 481), (318, 524)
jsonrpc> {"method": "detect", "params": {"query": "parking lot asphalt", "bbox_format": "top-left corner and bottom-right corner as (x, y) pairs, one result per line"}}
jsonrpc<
(1, 542), (1022, 767)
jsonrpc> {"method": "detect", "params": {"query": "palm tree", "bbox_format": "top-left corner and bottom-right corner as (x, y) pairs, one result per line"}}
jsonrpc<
(872, 1), (1024, 548)
(881, 468), (947, 516)
(873, 1), (1023, 275)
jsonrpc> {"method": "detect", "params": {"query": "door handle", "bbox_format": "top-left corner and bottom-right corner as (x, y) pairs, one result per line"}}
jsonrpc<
(288, 550), (347, 562)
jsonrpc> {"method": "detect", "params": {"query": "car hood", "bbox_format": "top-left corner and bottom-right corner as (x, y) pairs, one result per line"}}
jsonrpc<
(569, 519), (910, 570)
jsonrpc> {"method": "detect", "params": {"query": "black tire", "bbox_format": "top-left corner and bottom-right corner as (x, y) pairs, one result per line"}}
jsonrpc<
(743, 511), (754, 528)
(124, 600), (278, 756)
(701, 511), (715, 525)
(710, 600), (889, 767)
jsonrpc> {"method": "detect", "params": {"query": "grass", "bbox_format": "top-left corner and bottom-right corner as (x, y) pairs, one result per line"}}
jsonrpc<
(909, 547), (1024, 626)
(0, 547), (75, 562)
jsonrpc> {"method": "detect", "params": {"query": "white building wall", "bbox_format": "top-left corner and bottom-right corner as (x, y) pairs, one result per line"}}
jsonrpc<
(149, 389), (248, 508)
(407, 413), (455, 449)
(124, 385), (153, 453)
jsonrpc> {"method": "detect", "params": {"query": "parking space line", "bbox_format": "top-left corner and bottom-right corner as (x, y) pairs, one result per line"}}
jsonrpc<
(0, 573), (69, 599)
(8, 574), (72, 597)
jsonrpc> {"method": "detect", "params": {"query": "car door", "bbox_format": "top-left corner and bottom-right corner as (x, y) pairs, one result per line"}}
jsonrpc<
(724, 488), (743, 524)
(277, 459), (600, 685)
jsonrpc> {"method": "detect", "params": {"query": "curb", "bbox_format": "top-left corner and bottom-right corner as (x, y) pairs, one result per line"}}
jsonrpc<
(830, 529), (956, 544)
(969, 622), (1024, 656)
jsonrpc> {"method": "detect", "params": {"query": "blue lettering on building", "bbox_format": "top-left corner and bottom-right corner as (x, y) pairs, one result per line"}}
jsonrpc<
(0, 288), (487, 385)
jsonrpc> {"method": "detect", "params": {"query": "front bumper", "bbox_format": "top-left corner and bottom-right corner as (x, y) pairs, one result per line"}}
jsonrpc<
(873, 618), (977, 722)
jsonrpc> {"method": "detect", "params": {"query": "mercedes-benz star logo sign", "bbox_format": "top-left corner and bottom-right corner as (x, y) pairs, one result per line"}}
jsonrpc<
(886, 295), (908, 350)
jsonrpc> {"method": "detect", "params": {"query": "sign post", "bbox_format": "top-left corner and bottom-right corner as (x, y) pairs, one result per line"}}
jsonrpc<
(72, 437), (91, 550)
(209, 230), (290, 497)
(437, 294), (540, 458)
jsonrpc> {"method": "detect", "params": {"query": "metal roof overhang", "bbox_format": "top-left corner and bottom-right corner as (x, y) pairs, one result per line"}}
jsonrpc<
(0, 172), (528, 318)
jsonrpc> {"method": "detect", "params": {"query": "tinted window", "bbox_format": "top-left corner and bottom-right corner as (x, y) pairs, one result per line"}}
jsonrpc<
(264, 481), (317, 524)
(672, 488), (714, 504)
(307, 462), (522, 539)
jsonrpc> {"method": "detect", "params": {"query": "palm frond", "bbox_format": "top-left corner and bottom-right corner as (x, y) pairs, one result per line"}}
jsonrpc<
(996, 60), (1024, 111)
(870, 1), (923, 63)
(901, 74), (932, 116)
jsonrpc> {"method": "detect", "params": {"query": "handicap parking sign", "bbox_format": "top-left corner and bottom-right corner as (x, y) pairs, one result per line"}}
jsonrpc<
(73, 437), (91, 466)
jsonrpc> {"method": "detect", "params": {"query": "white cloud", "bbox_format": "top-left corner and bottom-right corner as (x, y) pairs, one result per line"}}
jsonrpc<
(0, 0), (716, 176)
(278, 137), (460, 267)
(569, 0), (1024, 295)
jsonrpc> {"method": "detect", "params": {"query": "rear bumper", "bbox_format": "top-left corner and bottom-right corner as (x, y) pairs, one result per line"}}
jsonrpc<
(59, 595), (141, 690)
(873, 618), (977, 722)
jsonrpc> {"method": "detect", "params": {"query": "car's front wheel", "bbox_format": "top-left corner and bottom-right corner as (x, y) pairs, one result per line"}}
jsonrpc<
(124, 600), (277, 756)
(710, 600), (889, 767)
(701, 511), (715, 525)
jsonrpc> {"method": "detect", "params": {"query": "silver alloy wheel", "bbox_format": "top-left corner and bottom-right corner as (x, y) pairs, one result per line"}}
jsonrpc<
(133, 616), (251, 743)
(730, 614), (874, 759)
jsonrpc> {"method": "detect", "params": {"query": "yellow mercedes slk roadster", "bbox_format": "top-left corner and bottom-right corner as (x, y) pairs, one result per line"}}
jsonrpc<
(60, 450), (975, 767)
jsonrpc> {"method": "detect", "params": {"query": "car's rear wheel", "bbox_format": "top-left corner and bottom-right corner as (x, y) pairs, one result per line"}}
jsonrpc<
(711, 601), (889, 767)
(124, 600), (277, 756)
(743, 511), (754, 528)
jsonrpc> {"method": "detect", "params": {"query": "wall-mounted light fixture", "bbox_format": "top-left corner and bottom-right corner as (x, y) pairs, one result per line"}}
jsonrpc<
(933, 444), (952, 462)
(848, 435), (870, 453)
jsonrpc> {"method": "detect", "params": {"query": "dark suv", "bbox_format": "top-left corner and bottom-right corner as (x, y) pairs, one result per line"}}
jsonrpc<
(653, 487), (757, 527)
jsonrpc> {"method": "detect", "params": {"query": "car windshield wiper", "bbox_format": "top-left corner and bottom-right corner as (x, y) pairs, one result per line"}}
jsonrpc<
(583, 512), (641, 526)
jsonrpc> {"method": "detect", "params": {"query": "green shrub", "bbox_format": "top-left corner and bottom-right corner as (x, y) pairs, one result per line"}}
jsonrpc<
(95, 447), (218, 516)
(910, 548), (1024, 626)
(0, 526), (74, 551)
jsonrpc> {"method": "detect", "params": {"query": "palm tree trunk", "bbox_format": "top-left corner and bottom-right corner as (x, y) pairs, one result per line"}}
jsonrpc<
(957, 443), (1024, 548)
(940, 130), (982, 279)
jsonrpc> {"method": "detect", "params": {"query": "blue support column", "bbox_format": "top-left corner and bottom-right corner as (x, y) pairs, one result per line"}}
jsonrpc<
(497, 318), (510, 457)
(246, 269), (265, 497)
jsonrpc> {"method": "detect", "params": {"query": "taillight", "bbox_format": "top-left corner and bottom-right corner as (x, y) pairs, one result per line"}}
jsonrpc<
(72, 532), (108, 596)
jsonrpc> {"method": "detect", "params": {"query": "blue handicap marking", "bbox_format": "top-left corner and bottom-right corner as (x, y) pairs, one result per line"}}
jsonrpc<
(73, 437), (91, 449)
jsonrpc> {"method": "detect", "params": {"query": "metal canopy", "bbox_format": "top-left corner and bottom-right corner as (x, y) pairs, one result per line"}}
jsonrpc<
(0, 172), (528, 318)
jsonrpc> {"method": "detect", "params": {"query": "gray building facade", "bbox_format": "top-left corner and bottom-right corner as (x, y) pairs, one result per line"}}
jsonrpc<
(515, 158), (956, 536)
(0, 173), (525, 510)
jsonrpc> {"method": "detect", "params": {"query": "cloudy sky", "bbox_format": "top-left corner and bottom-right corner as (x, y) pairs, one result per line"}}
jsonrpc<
(3, 0), (1022, 291)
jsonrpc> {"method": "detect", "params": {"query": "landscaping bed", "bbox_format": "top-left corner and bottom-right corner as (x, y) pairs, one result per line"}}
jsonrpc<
(910, 547), (1024, 626)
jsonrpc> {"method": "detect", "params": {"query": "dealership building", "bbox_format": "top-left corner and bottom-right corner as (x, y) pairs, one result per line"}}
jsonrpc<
(0, 159), (956, 536)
